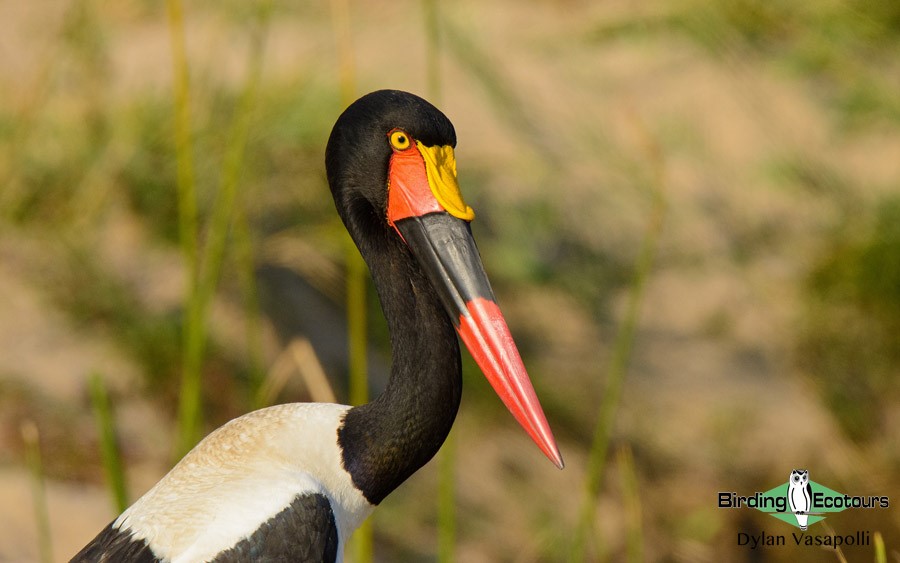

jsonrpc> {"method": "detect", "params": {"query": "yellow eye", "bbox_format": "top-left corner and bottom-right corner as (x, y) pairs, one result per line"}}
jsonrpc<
(389, 129), (411, 151)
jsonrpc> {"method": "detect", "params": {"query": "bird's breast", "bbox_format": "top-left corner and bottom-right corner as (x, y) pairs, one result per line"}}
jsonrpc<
(113, 403), (373, 562)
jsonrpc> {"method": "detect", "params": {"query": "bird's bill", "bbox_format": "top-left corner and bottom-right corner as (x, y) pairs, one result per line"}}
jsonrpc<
(387, 142), (564, 469)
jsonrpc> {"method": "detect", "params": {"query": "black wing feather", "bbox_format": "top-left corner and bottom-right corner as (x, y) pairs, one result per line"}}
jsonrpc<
(210, 493), (339, 563)
(70, 494), (338, 563)
(69, 522), (160, 563)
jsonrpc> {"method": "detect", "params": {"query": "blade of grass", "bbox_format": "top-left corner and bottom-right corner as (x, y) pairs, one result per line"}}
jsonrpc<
(256, 340), (300, 407)
(568, 109), (667, 562)
(616, 446), (643, 563)
(197, 0), (271, 411)
(89, 373), (129, 513)
(822, 523), (849, 563)
(226, 6), (275, 399)
(329, 0), (368, 412)
(173, 0), (272, 457)
(22, 421), (53, 563)
(347, 250), (368, 409)
(422, 2), (456, 560)
(347, 196), (375, 561)
(236, 208), (268, 409)
(437, 429), (456, 563)
(198, 1), (269, 320)
(874, 532), (885, 563)
(257, 338), (337, 406)
(166, 0), (204, 459)
(328, 0), (373, 560)
(289, 339), (338, 404)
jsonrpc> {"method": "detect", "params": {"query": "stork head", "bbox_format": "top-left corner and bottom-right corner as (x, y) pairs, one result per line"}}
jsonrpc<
(326, 90), (563, 469)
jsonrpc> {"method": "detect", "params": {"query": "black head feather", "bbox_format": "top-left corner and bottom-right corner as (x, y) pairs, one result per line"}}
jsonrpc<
(325, 90), (456, 254)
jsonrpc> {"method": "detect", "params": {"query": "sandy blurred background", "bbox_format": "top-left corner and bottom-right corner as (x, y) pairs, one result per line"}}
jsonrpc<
(0, 0), (898, 561)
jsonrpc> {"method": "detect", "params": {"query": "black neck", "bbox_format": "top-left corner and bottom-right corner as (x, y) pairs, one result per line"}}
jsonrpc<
(337, 233), (462, 505)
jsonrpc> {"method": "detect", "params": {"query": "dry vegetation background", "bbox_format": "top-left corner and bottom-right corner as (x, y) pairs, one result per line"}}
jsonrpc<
(0, 0), (899, 561)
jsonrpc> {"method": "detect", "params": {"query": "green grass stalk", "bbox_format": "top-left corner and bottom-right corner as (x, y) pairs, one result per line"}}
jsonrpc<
(422, 2), (456, 560)
(228, 5), (274, 401)
(437, 430), (456, 563)
(237, 208), (268, 409)
(199, 1), (271, 411)
(89, 373), (129, 513)
(616, 446), (643, 563)
(176, 263), (205, 459)
(825, 522), (864, 563)
(873, 532), (885, 563)
(328, 0), (372, 559)
(166, 0), (204, 459)
(347, 252), (368, 409)
(22, 421), (53, 563)
(568, 112), (667, 562)
(172, 0), (272, 457)
(328, 0), (368, 413)
(347, 237), (374, 562)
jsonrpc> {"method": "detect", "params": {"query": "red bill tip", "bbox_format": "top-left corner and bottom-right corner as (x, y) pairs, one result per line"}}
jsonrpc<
(456, 298), (564, 469)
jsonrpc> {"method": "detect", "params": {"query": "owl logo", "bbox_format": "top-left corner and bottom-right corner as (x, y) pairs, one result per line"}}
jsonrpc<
(787, 469), (812, 530)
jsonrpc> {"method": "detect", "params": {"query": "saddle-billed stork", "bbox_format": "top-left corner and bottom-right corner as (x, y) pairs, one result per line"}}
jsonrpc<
(71, 90), (563, 563)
